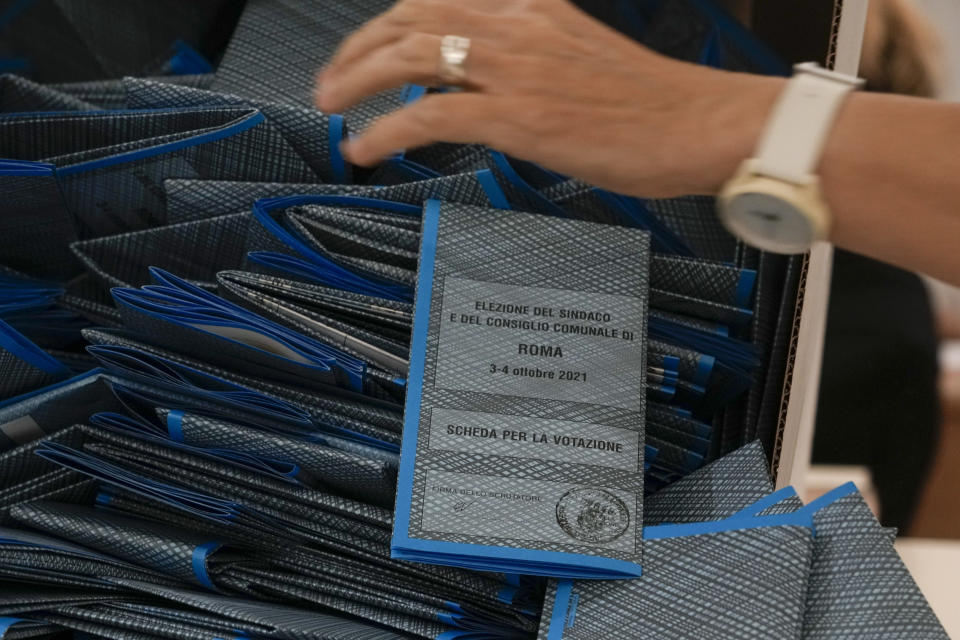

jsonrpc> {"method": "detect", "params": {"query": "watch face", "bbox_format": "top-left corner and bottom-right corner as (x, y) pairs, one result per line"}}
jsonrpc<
(725, 192), (814, 254)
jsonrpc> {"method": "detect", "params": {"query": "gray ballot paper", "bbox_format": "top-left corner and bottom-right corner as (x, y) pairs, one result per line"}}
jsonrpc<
(392, 200), (649, 578)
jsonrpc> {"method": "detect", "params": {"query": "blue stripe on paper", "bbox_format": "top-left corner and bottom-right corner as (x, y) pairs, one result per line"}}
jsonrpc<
(726, 485), (798, 521)
(166, 409), (185, 443)
(475, 169), (511, 210)
(57, 110), (265, 176)
(0, 319), (70, 377)
(391, 199), (441, 546)
(547, 580), (574, 640)
(192, 541), (222, 590)
(328, 114), (347, 184)
(644, 511), (813, 540)
(736, 269), (757, 307)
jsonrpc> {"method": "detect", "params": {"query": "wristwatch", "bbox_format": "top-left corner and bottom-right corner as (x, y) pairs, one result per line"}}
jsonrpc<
(718, 62), (864, 254)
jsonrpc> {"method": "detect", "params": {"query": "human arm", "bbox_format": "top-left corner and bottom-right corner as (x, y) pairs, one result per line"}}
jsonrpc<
(316, 0), (960, 285)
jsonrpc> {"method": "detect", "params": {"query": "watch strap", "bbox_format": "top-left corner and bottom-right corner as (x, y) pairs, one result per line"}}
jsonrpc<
(754, 62), (864, 183)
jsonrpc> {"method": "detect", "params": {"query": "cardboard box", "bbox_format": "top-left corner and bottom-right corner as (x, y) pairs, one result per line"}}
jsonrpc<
(752, 0), (870, 487)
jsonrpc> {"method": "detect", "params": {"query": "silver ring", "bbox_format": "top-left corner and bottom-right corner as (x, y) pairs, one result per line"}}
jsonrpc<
(439, 35), (470, 85)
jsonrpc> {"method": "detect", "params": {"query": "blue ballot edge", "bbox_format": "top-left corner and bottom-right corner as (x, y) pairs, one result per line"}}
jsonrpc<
(0, 367), (103, 411)
(191, 540), (223, 590)
(391, 198), (440, 550)
(0, 318), (71, 378)
(546, 580), (575, 640)
(390, 199), (644, 579)
(57, 108), (266, 177)
(327, 114), (347, 184)
(474, 169), (511, 210)
(0, 159), (55, 176)
(0, 617), (30, 637)
(490, 151), (569, 218)
(725, 485), (798, 520)
(642, 510), (813, 540)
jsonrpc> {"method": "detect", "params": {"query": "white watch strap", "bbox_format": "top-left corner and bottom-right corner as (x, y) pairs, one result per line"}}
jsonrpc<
(754, 62), (864, 183)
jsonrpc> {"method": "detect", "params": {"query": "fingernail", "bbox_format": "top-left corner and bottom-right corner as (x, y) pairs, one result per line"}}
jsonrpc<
(339, 138), (356, 162)
(341, 138), (376, 167)
(316, 92), (333, 113)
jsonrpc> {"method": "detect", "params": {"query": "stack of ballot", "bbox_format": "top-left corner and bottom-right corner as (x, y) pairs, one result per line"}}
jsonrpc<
(0, 0), (946, 639)
(538, 442), (947, 639)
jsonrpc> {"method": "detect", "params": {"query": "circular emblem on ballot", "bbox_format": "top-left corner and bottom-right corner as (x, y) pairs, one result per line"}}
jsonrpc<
(556, 487), (630, 544)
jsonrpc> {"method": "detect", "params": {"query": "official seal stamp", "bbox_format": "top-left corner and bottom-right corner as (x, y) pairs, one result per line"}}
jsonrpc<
(556, 487), (630, 544)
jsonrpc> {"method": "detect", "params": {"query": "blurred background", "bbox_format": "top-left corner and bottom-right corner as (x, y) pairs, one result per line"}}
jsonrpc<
(802, 0), (960, 541)
(802, 0), (960, 632)
(911, 0), (960, 539)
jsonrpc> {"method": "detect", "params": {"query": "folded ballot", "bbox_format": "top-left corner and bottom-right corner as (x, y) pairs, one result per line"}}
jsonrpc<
(391, 201), (650, 578)
(537, 442), (949, 640)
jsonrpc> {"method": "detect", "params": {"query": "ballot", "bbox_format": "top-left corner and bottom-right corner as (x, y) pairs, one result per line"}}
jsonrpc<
(391, 201), (650, 578)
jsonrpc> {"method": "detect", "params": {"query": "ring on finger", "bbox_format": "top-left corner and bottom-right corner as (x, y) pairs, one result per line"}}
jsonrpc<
(438, 34), (471, 85)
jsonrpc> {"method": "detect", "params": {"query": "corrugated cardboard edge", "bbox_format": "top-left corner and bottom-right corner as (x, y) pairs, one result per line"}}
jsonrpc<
(770, 251), (808, 482)
(771, 0), (870, 487)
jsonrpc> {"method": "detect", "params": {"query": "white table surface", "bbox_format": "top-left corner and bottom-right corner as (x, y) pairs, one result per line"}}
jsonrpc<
(895, 538), (960, 637)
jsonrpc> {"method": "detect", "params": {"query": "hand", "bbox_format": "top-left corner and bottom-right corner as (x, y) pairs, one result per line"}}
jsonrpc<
(316, 0), (785, 198)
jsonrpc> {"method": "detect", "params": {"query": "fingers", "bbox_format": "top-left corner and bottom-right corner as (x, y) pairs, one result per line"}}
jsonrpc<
(325, 8), (407, 78)
(317, 0), (627, 115)
(319, 33), (443, 114)
(342, 93), (523, 166)
(325, 1), (503, 79)
(318, 33), (500, 114)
